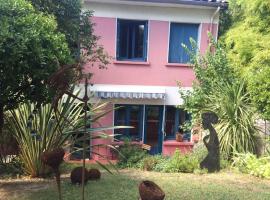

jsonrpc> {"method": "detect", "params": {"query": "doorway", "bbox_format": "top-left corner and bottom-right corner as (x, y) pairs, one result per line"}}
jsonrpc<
(144, 105), (163, 154)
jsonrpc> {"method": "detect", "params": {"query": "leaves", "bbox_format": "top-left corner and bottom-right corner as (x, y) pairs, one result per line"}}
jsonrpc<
(0, 0), (71, 110)
(222, 0), (270, 119)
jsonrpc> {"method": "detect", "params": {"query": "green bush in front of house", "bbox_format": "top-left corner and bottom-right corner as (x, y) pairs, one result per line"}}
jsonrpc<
(232, 153), (270, 179)
(117, 140), (148, 169)
(137, 144), (231, 173)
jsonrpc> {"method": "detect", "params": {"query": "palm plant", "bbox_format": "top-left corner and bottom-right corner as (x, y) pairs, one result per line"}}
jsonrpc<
(205, 81), (260, 158)
(4, 94), (83, 177)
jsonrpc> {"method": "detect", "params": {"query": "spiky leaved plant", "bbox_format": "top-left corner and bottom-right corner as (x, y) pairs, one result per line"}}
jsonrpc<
(205, 81), (260, 158)
(4, 93), (83, 177)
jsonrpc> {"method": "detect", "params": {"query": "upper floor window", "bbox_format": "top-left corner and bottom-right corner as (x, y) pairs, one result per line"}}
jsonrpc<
(168, 23), (199, 64)
(117, 19), (148, 61)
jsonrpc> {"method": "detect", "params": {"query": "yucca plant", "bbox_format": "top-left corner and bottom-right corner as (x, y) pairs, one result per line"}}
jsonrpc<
(4, 94), (83, 177)
(205, 81), (260, 158)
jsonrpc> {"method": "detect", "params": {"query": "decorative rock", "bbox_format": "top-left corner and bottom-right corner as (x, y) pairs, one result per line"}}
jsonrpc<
(88, 168), (101, 180)
(200, 112), (220, 173)
(139, 180), (165, 200)
(70, 167), (88, 184)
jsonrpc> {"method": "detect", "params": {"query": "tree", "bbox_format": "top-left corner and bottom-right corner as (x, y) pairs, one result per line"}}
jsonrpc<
(29, 0), (109, 64)
(0, 0), (71, 134)
(179, 37), (235, 123)
(222, 0), (270, 119)
(179, 38), (260, 157)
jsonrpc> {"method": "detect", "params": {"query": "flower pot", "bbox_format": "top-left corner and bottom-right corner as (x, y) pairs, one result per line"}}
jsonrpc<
(175, 133), (183, 142)
(139, 180), (165, 200)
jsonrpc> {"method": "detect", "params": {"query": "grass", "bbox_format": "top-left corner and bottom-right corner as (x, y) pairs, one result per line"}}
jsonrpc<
(2, 163), (270, 200)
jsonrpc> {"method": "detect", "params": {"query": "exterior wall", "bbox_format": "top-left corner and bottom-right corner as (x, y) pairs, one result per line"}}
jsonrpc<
(91, 103), (114, 160)
(86, 17), (217, 87)
(163, 141), (194, 156)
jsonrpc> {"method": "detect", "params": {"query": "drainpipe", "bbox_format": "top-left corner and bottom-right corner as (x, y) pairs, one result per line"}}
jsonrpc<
(210, 6), (220, 40)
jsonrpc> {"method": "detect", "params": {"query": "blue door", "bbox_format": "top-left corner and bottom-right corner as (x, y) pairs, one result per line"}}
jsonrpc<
(144, 106), (163, 154)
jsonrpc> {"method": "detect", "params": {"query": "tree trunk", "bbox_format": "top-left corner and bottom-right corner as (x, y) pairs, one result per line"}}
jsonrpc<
(0, 103), (4, 137)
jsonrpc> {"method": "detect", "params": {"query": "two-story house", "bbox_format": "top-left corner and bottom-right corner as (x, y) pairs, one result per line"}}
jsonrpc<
(81, 0), (227, 160)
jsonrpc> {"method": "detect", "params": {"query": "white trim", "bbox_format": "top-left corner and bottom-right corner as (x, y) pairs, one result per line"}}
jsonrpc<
(76, 84), (191, 105)
(85, 0), (219, 10)
(85, 2), (219, 24)
(197, 23), (202, 51)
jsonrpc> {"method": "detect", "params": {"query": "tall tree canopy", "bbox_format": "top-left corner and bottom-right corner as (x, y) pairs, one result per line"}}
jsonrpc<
(0, 0), (71, 133)
(221, 0), (270, 119)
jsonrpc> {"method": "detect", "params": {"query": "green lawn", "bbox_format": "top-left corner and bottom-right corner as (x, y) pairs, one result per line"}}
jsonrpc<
(2, 164), (270, 200)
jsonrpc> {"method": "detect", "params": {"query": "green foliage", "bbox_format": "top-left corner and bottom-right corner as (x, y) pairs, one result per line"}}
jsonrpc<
(117, 141), (148, 168)
(232, 153), (270, 179)
(222, 0), (270, 119)
(0, 156), (24, 177)
(180, 38), (259, 157)
(205, 81), (260, 157)
(5, 95), (83, 177)
(30, 0), (109, 66)
(138, 155), (166, 171)
(0, 0), (71, 109)
(179, 38), (235, 123)
(162, 149), (199, 173)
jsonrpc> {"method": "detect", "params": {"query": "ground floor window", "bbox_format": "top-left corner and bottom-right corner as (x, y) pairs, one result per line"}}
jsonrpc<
(114, 104), (190, 142)
(165, 106), (190, 140)
(114, 104), (143, 141)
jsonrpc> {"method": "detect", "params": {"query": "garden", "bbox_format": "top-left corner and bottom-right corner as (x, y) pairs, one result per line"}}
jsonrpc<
(1, 0), (270, 200)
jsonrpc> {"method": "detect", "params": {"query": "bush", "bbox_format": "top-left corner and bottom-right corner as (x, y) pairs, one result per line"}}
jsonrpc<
(232, 153), (270, 179)
(139, 155), (166, 171)
(162, 149), (199, 173)
(0, 156), (24, 177)
(5, 95), (83, 177)
(117, 140), (148, 168)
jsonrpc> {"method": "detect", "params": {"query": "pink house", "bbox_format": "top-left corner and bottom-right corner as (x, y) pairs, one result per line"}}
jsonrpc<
(78, 0), (226, 160)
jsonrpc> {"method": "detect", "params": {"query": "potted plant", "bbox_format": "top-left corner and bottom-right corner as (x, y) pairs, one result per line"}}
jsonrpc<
(175, 128), (184, 142)
(181, 121), (192, 142)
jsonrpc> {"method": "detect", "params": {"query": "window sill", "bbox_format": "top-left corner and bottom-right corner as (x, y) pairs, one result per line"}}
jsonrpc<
(114, 60), (150, 66)
(163, 140), (194, 146)
(111, 141), (142, 146)
(165, 63), (192, 67)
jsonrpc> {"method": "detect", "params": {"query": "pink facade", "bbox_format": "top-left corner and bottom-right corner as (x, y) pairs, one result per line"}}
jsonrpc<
(87, 17), (217, 87)
(78, 1), (220, 161)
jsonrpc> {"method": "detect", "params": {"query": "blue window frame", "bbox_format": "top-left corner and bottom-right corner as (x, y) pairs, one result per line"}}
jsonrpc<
(117, 19), (148, 61)
(168, 23), (199, 64)
(165, 106), (190, 140)
(114, 104), (143, 141)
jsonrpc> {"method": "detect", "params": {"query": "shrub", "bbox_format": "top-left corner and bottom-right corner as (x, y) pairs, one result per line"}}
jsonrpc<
(232, 153), (270, 179)
(117, 140), (148, 168)
(162, 149), (199, 173)
(139, 155), (166, 171)
(206, 82), (260, 158)
(5, 95), (83, 177)
(0, 156), (24, 177)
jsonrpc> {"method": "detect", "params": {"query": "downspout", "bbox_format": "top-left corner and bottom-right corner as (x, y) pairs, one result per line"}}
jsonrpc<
(210, 6), (220, 40)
